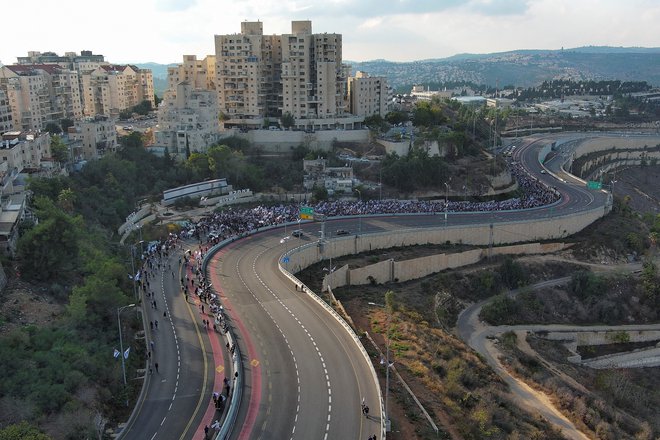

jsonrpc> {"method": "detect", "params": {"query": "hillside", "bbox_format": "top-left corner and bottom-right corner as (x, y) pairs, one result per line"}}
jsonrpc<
(135, 46), (660, 95)
(346, 46), (660, 89)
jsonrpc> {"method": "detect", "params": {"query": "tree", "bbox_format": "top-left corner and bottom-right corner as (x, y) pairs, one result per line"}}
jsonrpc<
(16, 197), (83, 281)
(363, 114), (387, 133)
(385, 110), (409, 126)
(44, 122), (62, 134)
(60, 118), (74, 132)
(50, 135), (69, 164)
(280, 112), (295, 129)
(0, 421), (51, 440)
(312, 185), (328, 201)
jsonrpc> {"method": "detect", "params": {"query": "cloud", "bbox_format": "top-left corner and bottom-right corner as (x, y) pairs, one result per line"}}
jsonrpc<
(156, 0), (198, 12)
(256, 0), (530, 19)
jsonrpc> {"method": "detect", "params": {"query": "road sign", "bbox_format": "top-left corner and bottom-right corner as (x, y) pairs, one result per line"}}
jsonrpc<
(586, 181), (602, 190)
(282, 256), (290, 263)
(299, 206), (314, 220)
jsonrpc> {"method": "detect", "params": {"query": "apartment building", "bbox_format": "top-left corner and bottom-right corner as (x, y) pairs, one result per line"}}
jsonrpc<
(214, 20), (349, 129)
(0, 64), (83, 131)
(0, 90), (13, 133)
(0, 131), (51, 172)
(347, 71), (389, 117)
(156, 81), (219, 158)
(67, 117), (118, 160)
(18, 50), (106, 72)
(167, 55), (216, 92)
(81, 64), (155, 118)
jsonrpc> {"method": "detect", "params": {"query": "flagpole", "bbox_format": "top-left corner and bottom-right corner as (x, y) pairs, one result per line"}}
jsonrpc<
(117, 303), (136, 406)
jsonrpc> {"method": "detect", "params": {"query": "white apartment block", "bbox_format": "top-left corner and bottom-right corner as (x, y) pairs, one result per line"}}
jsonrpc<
(18, 50), (106, 71)
(68, 117), (118, 160)
(156, 81), (220, 158)
(0, 64), (83, 131)
(215, 21), (349, 129)
(0, 131), (51, 172)
(0, 90), (13, 133)
(167, 55), (216, 92)
(347, 71), (389, 117)
(81, 65), (155, 118)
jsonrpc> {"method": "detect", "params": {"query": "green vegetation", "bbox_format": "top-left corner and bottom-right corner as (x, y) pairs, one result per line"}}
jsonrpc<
(119, 99), (153, 120)
(49, 135), (69, 164)
(381, 148), (449, 192)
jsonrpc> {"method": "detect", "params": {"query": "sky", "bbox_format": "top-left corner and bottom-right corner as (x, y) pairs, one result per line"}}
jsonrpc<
(2, 0), (659, 66)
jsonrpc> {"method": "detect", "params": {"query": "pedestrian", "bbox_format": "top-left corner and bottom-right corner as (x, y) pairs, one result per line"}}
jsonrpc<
(147, 351), (151, 359)
(150, 321), (154, 330)
(163, 311), (167, 318)
(154, 320), (158, 329)
(204, 425), (209, 439)
(150, 340), (155, 351)
(155, 362), (159, 373)
(363, 405), (369, 418)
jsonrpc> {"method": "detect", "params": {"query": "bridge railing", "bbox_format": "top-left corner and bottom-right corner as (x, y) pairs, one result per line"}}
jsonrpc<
(278, 243), (387, 440)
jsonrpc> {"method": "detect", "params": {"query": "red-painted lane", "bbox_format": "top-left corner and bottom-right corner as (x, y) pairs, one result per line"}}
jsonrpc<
(206, 244), (263, 440)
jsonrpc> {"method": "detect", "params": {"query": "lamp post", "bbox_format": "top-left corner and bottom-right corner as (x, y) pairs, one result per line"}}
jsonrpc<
(355, 188), (362, 235)
(379, 166), (382, 201)
(443, 182), (450, 224)
(117, 303), (136, 405)
(368, 300), (392, 432)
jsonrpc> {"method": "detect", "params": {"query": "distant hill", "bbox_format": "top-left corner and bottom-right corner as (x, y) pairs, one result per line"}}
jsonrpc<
(346, 46), (660, 89)
(134, 62), (178, 79)
(135, 46), (660, 96)
(134, 63), (177, 97)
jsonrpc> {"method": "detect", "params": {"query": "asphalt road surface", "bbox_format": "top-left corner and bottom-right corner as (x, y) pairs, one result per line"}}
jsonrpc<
(121, 133), (654, 439)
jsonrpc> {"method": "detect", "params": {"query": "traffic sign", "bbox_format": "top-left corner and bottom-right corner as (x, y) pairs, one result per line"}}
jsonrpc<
(282, 256), (290, 263)
(586, 181), (602, 190)
(300, 206), (314, 220)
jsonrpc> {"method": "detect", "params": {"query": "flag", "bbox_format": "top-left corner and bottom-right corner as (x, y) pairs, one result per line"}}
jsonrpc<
(123, 347), (130, 359)
(113, 348), (120, 358)
(134, 270), (141, 281)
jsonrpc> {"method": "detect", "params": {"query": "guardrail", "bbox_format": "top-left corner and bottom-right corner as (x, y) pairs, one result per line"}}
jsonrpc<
(200, 237), (243, 440)
(278, 243), (387, 440)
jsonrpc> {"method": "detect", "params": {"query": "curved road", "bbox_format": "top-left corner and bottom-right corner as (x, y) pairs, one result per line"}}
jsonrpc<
(210, 232), (383, 439)
(121, 132), (651, 439)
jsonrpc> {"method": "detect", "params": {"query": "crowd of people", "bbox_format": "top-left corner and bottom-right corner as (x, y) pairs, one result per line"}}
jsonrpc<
(183, 164), (559, 245)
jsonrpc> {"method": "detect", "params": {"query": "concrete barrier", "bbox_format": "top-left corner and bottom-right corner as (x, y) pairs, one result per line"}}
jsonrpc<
(323, 242), (569, 289)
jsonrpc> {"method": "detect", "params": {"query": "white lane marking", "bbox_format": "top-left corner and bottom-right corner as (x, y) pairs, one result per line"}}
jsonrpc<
(250, 246), (333, 439)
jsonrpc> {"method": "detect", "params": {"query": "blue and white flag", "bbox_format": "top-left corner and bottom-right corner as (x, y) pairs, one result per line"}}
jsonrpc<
(113, 348), (120, 358)
(123, 347), (130, 359)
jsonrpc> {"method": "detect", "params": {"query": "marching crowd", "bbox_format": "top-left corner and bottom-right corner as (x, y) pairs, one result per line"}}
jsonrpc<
(183, 164), (559, 245)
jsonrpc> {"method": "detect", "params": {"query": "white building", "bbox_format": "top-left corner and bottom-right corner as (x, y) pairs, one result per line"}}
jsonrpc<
(68, 117), (118, 160)
(347, 71), (389, 117)
(156, 81), (220, 158)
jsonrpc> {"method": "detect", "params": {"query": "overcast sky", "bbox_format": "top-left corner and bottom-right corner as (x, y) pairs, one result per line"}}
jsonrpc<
(2, 0), (659, 65)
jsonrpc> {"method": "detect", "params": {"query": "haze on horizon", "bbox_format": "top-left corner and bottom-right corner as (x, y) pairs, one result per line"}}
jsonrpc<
(2, 0), (659, 65)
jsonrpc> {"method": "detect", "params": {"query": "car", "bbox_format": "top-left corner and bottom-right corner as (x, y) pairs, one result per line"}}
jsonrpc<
(292, 229), (304, 237)
(335, 229), (350, 236)
(540, 169), (546, 174)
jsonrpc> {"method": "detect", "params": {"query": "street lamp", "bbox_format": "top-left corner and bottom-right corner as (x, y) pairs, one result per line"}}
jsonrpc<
(368, 300), (392, 432)
(354, 188), (362, 235)
(443, 182), (450, 224)
(117, 303), (136, 405)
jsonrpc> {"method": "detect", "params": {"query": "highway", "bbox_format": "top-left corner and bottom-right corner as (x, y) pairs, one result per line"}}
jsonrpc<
(120, 249), (229, 440)
(201, 134), (607, 439)
(211, 233), (383, 439)
(120, 132), (644, 439)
